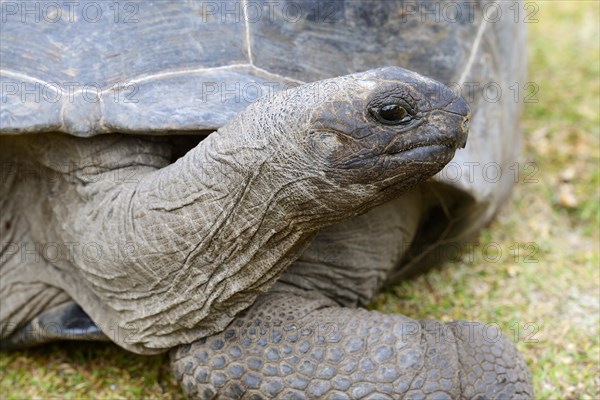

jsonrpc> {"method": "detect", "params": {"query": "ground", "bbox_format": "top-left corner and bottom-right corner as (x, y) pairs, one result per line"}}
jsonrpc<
(1, 1), (598, 399)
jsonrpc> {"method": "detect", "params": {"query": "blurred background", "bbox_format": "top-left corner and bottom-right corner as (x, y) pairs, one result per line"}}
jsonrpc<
(1, 1), (598, 398)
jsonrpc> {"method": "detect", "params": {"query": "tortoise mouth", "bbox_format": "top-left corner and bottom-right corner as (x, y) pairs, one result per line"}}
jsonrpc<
(373, 144), (457, 192)
(381, 144), (458, 168)
(382, 137), (459, 156)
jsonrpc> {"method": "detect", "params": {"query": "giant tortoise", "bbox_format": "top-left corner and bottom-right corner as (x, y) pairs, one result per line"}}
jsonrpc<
(0, 0), (532, 398)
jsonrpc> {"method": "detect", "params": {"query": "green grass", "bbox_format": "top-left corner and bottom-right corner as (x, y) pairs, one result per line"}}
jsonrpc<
(0, 342), (182, 399)
(1, 1), (598, 399)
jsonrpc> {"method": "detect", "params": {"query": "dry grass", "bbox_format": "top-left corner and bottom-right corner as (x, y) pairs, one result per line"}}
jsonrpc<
(1, 1), (598, 399)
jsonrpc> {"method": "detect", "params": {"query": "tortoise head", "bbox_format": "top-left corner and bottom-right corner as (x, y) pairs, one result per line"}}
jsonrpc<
(296, 66), (470, 194)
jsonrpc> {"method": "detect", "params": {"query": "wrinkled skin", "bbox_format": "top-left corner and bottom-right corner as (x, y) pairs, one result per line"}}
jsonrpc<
(1, 67), (532, 398)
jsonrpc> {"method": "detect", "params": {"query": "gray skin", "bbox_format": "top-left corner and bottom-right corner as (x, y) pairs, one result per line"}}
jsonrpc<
(0, 0), (532, 398)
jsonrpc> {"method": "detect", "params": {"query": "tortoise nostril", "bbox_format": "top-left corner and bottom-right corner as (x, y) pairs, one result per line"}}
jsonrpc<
(462, 118), (470, 132)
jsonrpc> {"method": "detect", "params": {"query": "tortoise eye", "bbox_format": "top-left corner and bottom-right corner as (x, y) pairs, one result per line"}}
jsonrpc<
(370, 104), (413, 125)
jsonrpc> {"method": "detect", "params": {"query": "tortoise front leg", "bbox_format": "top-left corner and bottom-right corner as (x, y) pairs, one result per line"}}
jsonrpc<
(170, 283), (533, 399)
